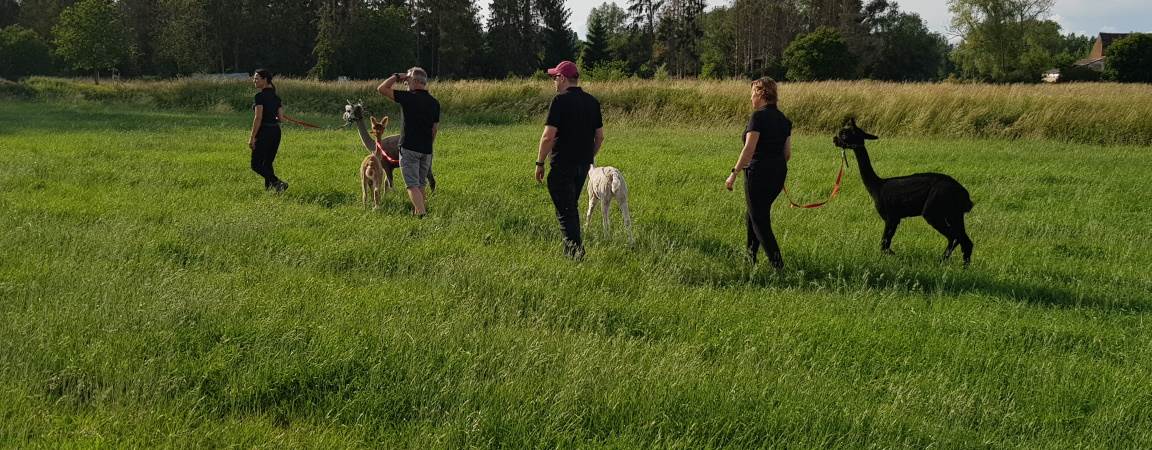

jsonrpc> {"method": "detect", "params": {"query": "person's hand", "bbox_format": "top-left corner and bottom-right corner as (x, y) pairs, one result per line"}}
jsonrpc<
(534, 165), (545, 183)
(248, 137), (256, 151)
(395, 73), (409, 81)
(725, 172), (737, 191)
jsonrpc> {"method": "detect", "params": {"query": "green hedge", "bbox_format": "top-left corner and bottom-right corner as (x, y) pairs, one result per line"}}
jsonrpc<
(8, 77), (1152, 145)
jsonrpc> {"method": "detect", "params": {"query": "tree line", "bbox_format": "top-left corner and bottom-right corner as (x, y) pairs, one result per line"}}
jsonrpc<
(1, 0), (1149, 83)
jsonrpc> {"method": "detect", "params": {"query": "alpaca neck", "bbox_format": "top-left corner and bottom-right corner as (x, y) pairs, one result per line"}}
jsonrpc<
(353, 118), (374, 152)
(851, 146), (883, 193)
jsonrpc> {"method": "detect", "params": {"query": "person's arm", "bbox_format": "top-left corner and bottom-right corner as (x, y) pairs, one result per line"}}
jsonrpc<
(783, 136), (792, 162)
(249, 105), (263, 150)
(432, 123), (439, 143)
(725, 131), (759, 191)
(377, 73), (405, 102)
(535, 126), (558, 183)
(592, 127), (605, 158)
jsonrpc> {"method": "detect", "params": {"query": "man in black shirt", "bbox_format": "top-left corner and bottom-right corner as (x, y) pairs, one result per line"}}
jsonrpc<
(378, 67), (441, 217)
(534, 60), (604, 259)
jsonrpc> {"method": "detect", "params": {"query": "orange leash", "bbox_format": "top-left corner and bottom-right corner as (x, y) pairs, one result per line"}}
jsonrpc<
(783, 149), (847, 209)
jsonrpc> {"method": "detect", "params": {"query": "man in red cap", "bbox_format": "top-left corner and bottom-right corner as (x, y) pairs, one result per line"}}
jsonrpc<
(534, 60), (604, 260)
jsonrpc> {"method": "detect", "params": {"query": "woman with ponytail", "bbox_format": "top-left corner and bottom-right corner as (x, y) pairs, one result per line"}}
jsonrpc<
(248, 69), (310, 192)
(724, 77), (793, 270)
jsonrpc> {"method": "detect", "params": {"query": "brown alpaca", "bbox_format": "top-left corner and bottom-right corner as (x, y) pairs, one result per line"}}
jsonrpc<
(361, 116), (393, 209)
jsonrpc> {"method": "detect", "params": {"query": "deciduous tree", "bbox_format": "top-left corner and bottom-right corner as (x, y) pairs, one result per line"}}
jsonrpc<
(1106, 33), (1152, 83)
(782, 26), (854, 80)
(53, 0), (134, 83)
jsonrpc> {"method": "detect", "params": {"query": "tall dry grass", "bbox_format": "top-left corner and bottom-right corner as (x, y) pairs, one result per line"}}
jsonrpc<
(13, 77), (1152, 145)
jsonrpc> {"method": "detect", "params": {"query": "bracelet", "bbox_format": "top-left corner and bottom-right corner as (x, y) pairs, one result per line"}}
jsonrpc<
(535, 161), (545, 167)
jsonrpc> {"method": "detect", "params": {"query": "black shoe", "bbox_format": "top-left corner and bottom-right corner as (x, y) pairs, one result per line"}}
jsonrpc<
(274, 181), (288, 193)
(563, 240), (585, 261)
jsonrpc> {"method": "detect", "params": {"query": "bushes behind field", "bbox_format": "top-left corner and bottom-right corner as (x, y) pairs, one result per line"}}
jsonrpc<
(9, 76), (1152, 145)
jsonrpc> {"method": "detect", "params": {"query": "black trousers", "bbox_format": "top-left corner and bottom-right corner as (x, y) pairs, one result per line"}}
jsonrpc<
(251, 125), (282, 188)
(744, 161), (787, 267)
(547, 163), (590, 247)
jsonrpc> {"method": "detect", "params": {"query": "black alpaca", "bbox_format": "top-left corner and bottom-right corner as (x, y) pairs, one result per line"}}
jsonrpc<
(833, 118), (974, 266)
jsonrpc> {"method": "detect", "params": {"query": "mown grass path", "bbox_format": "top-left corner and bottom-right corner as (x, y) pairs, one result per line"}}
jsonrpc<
(1, 102), (1150, 447)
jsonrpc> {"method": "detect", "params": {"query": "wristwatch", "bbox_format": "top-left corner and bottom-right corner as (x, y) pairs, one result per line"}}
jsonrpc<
(535, 161), (545, 167)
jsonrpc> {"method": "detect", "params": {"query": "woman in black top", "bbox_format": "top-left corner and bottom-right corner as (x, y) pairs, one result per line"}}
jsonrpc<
(248, 69), (309, 192)
(725, 77), (792, 269)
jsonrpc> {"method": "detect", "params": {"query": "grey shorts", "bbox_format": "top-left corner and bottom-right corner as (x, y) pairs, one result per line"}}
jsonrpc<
(400, 148), (433, 188)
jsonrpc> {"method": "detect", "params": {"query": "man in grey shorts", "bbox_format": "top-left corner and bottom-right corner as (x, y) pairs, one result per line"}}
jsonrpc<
(377, 67), (441, 217)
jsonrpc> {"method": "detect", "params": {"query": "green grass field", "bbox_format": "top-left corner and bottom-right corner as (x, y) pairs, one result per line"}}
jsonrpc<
(1, 101), (1150, 447)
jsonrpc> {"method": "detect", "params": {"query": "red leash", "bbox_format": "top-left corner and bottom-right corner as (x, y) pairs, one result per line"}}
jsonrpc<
(294, 120), (321, 129)
(783, 149), (847, 209)
(374, 141), (400, 166)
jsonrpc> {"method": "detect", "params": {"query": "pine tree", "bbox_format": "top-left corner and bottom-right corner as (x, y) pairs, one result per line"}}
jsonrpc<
(413, 0), (485, 78)
(582, 10), (612, 69)
(486, 0), (538, 76)
(537, 0), (576, 67)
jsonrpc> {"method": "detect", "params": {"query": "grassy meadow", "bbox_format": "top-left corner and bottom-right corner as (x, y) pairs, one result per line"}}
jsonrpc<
(1, 97), (1151, 447)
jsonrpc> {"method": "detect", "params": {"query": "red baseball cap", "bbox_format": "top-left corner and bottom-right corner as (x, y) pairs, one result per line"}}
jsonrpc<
(547, 60), (579, 78)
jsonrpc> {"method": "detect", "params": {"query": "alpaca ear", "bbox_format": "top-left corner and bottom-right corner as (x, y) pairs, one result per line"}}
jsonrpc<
(380, 116), (389, 127)
(370, 115), (378, 125)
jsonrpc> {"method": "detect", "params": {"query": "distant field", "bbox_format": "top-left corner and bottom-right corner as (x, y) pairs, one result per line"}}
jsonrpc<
(7, 77), (1152, 145)
(1, 101), (1150, 447)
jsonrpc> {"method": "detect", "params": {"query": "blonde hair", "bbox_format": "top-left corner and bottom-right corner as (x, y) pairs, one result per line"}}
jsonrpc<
(752, 77), (778, 105)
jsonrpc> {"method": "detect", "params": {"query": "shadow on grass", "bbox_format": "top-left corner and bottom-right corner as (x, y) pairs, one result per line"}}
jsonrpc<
(638, 216), (1149, 313)
(289, 189), (360, 209)
(674, 256), (1148, 312)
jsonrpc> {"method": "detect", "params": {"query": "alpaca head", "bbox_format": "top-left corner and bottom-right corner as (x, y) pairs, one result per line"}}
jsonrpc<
(369, 115), (389, 139)
(343, 100), (365, 123)
(833, 117), (878, 150)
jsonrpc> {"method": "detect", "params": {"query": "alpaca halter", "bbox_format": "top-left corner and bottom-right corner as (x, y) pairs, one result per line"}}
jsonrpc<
(782, 147), (848, 209)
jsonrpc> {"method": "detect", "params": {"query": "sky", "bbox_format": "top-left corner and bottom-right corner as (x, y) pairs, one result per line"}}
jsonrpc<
(540, 0), (1152, 40)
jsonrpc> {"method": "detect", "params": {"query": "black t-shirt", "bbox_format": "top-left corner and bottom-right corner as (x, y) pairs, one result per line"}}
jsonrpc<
(545, 87), (603, 166)
(744, 105), (792, 163)
(394, 89), (441, 154)
(253, 88), (281, 125)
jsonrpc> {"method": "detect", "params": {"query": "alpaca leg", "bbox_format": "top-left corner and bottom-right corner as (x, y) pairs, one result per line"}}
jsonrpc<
(362, 178), (370, 208)
(372, 182), (381, 210)
(881, 218), (901, 254)
(427, 171), (436, 193)
(384, 169), (394, 193)
(618, 198), (634, 246)
(952, 214), (974, 267)
(924, 214), (957, 262)
(601, 195), (612, 238)
(585, 196), (598, 234)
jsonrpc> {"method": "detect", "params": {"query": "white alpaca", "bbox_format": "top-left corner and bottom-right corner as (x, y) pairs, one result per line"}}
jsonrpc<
(585, 165), (634, 245)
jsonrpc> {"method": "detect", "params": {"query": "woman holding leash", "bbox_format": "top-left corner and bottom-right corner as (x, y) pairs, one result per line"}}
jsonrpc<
(725, 77), (792, 270)
(248, 69), (313, 192)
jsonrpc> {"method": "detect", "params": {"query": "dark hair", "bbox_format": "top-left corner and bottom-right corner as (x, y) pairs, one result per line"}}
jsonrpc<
(752, 77), (778, 105)
(254, 68), (275, 91)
